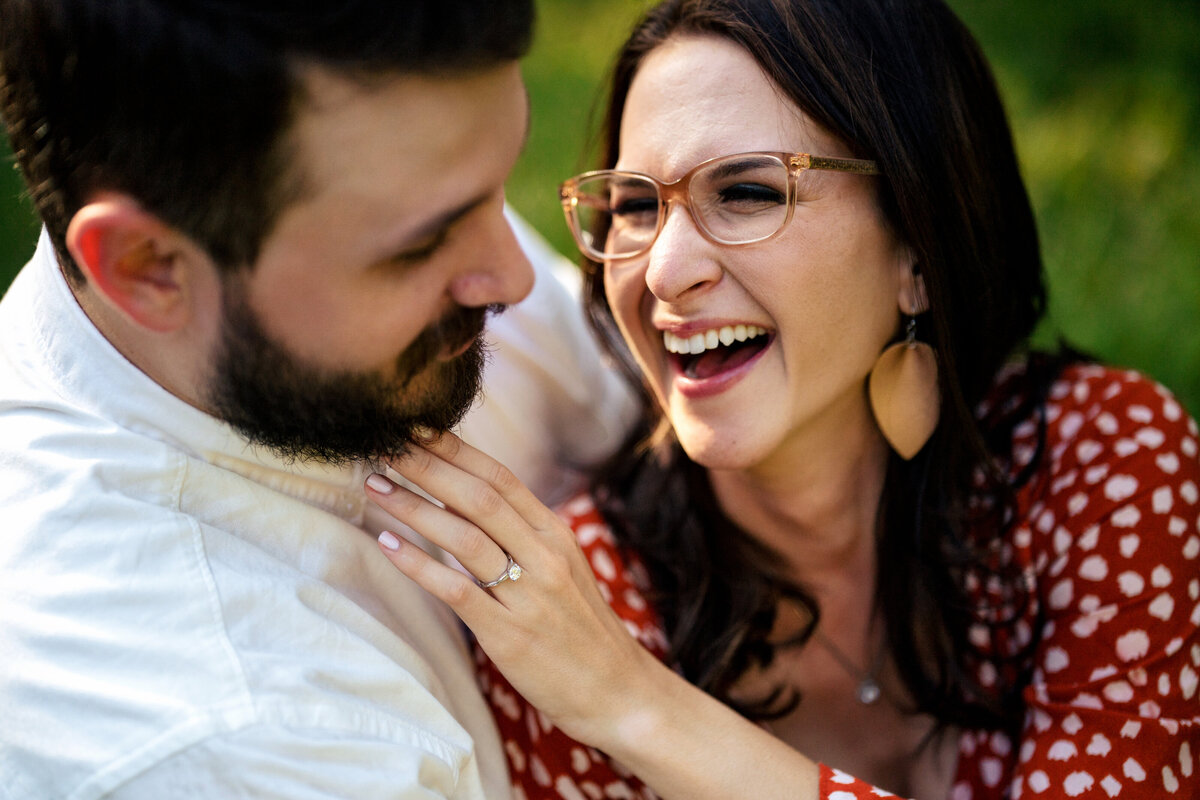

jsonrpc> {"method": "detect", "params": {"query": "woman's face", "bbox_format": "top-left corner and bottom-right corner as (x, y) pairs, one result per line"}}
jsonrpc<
(606, 34), (913, 474)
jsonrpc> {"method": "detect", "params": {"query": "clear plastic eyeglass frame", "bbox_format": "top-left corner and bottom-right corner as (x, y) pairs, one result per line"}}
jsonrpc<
(559, 151), (881, 262)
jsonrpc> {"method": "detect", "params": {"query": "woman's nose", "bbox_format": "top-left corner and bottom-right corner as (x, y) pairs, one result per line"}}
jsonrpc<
(643, 202), (723, 302)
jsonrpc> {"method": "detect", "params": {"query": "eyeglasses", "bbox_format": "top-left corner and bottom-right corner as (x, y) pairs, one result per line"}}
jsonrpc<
(559, 151), (880, 262)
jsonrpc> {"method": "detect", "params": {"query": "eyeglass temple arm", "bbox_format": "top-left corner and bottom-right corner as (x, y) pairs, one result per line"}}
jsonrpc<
(796, 153), (881, 175)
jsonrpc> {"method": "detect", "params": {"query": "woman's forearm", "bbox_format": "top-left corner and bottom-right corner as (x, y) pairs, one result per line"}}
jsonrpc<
(593, 653), (822, 800)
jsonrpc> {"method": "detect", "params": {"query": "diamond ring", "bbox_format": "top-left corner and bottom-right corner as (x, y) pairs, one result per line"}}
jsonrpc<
(478, 553), (523, 589)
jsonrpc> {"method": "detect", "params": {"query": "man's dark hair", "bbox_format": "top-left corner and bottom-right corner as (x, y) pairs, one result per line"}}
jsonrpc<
(0, 0), (535, 283)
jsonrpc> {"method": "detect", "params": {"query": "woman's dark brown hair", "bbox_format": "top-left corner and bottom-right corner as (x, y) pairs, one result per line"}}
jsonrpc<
(583, 0), (1065, 734)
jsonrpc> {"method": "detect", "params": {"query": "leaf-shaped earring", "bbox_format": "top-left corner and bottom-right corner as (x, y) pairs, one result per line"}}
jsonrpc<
(868, 316), (939, 459)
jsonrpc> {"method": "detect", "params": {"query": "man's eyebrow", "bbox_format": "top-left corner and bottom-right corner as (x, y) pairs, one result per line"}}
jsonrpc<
(393, 192), (491, 253)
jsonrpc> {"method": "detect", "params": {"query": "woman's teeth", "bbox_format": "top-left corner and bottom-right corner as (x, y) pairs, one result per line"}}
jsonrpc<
(662, 324), (768, 355)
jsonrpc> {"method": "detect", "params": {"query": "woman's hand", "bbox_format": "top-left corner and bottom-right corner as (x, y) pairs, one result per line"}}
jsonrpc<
(363, 430), (668, 748)
(365, 430), (824, 800)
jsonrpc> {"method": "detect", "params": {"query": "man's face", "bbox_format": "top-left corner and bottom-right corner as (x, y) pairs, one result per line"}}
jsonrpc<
(204, 63), (532, 463)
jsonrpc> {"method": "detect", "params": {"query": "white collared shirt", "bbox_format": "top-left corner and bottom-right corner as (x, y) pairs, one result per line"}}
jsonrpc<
(0, 220), (635, 799)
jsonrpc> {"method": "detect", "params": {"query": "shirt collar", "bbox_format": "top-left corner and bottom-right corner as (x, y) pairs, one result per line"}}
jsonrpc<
(18, 229), (370, 522)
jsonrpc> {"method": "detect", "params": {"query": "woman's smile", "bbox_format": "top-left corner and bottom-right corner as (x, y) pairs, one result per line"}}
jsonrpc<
(661, 323), (775, 397)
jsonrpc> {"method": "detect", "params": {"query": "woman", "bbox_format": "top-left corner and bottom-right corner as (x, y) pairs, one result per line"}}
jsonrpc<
(364, 0), (1200, 797)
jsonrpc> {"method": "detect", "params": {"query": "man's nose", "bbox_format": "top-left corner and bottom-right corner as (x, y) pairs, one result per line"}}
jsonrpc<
(448, 207), (535, 309)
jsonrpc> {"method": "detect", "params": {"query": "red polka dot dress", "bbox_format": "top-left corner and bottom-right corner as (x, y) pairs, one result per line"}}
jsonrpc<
(475, 365), (1200, 799)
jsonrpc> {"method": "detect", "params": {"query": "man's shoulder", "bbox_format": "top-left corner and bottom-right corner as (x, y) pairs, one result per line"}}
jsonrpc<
(0, 382), (187, 528)
(0, 434), (497, 799)
(85, 718), (491, 800)
(0, 426), (240, 799)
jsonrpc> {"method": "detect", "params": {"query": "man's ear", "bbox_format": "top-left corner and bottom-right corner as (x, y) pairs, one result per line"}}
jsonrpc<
(66, 197), (204, 333)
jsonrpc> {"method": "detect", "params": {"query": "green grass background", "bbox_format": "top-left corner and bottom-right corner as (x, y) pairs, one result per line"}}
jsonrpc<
(2, 0), (1197, 413)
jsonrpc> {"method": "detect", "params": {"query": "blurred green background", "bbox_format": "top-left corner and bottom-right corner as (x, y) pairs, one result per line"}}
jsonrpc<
(2, 0), (1197, 413)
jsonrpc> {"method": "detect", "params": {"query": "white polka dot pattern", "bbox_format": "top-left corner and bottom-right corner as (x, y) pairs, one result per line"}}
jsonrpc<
(945, 368), (1200, 800)
(478, 366), (1200, 800)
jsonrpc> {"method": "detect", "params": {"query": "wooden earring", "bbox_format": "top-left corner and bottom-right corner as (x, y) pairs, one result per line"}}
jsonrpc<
(868, 317), (939, 459)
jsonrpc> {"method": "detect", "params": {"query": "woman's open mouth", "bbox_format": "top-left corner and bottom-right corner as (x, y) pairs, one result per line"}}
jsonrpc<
(662, 324), (772, 382)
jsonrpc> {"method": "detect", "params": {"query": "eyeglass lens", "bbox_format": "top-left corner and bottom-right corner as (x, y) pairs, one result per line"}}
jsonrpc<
(571, 153), (791, 259)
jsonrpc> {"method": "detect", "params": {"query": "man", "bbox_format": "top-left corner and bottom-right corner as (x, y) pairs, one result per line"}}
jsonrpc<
(0, 2), (632, 797)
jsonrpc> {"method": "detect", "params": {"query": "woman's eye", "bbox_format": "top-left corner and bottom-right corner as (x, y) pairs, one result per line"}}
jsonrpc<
(716, 182), (785, 206)
(611, 196), (659, 219)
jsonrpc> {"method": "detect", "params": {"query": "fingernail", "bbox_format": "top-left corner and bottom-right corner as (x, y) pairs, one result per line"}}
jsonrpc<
(378, 530), (401, 551)
(413, 425), (437, 442)
(366, 473), (394, 494)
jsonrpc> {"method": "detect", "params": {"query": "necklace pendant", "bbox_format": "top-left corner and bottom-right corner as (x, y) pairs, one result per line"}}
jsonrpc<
(856, 678), (881, 705)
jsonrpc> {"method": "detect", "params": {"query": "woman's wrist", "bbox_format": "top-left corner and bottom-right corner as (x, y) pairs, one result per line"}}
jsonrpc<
(589, 658), (823, 800)
(556, 645), (681, 757)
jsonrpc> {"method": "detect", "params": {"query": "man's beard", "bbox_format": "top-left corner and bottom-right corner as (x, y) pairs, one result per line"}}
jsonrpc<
(206, 281), (499, 465)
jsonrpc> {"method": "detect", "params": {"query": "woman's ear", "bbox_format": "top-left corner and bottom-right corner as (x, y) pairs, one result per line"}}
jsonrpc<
(66, 196), (204, 333)
(897, 262), (929, 316)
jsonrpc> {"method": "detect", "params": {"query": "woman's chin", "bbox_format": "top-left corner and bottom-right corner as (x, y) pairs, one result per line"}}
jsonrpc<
(673, 425), (767, 473)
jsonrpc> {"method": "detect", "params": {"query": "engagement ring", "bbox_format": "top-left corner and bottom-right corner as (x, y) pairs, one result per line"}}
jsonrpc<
(478, 553), (523, 589)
